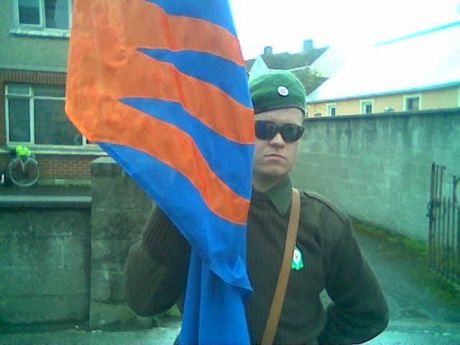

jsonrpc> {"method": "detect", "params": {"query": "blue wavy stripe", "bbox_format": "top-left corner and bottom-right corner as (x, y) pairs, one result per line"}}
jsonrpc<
(139, 49), (251, 108)
(145, 0), (236, 36)
(99, 142), (251, 289)
(121, 98), (253, 200)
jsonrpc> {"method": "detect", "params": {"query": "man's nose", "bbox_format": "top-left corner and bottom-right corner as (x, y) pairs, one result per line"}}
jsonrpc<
(268, 132), (285, 146)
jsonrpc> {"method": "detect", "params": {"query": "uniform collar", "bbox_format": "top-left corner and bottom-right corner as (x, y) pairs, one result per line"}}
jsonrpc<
(254, 176), (292, 216)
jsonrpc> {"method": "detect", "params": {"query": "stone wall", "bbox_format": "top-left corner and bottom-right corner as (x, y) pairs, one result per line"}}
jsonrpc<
(0, 158), (154, 330)
(0, 198), (91, 326)
(292, 108), (460, 241)
(89, 157), (154, 329)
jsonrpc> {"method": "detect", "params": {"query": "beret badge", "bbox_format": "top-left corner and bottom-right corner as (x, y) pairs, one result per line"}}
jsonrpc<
(277, 86), (289, 97)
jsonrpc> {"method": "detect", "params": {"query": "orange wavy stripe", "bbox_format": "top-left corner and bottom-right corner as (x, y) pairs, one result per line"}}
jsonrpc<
(70, 0), (253, 144)
(84, 0), (245, 65)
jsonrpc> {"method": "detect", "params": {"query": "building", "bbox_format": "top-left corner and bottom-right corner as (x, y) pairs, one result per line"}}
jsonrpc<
(307, 22), (460, 117)
(0, 0), (103, 184)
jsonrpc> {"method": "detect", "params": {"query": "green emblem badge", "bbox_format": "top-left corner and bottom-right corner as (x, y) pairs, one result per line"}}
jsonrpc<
(291, 246), (304, 270)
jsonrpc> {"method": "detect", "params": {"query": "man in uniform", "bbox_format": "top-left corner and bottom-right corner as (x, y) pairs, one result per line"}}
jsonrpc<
(124, 70), (389, 344)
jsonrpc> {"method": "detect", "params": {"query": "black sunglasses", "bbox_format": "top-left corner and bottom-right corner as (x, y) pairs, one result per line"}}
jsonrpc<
(255, 121), (304, 143)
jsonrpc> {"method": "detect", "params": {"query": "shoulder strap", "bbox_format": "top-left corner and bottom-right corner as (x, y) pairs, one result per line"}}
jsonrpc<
(261, 188), (301, 345)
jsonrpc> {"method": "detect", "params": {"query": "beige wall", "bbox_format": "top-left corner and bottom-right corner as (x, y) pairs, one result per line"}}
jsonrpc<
(307, 86), (459, 117)
(423, 88), (458, 109)
(308, 103), (326, 117)
(337, 99), (359, 115)
(374, 95), (404, 112)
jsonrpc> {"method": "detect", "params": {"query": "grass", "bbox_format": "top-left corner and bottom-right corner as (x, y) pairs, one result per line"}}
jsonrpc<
(152, 305), (182, 327)
(353, 219), (429, 257)
(353, 218), (460, 309)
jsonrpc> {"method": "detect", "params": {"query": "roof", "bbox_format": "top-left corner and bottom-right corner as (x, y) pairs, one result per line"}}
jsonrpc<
(248, 56), (270, 81)
(245, 47), (327, 71)
(307, 21), (460, 103)
(309, 44), (368, 78)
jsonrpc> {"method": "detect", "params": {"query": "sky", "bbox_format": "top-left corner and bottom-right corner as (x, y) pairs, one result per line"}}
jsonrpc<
(229, 0), (460, 60)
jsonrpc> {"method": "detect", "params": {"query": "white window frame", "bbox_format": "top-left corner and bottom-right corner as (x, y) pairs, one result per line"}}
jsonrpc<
(13, 0), (72, 37)
(326, 103), (337, 117)
(360, 99), (374, 115)
(5, 84), (94, 149)
(403, 94), (422, 111)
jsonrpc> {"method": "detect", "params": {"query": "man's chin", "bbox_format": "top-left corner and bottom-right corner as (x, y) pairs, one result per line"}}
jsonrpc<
(258, 168), (289, 179)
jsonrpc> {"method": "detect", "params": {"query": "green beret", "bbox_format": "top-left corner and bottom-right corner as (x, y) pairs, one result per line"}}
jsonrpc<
(249, 70), (306, 115)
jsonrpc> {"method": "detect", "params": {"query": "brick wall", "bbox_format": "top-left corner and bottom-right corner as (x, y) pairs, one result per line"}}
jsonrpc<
(0, 155), (8, 172)
(38, 155), (101, 180)
(1, 154), (99, 181)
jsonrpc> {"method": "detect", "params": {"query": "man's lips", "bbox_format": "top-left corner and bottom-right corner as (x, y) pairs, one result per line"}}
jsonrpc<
(264, 153), (286, 160)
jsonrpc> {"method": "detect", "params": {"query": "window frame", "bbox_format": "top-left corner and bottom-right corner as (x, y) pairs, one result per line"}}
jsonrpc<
(403, 94), (422, 111)
(14, 0), (72, 34)
(360, 99), (374, 115)
(5, 83), (94, 149)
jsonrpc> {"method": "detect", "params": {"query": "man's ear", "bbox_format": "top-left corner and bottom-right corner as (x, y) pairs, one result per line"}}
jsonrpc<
(297, 135), (304, 152)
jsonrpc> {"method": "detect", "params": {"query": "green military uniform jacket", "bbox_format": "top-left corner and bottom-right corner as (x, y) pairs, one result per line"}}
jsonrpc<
(124, 177), (389, 344)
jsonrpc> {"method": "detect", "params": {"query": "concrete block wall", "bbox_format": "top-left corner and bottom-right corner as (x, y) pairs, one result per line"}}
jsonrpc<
(0, 158), (154, 330)
(0, 203), (91, 325)
(89, 157), (154, 329)
(292, 109), (460, 241)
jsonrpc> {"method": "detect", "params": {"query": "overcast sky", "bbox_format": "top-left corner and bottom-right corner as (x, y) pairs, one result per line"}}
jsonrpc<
(229, 0), (460, 59)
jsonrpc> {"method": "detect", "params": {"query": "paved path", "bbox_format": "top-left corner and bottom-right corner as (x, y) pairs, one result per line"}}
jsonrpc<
(355, 227), (460, 344)
(1, 225), (459, 344)
(0, 322), (181, 345)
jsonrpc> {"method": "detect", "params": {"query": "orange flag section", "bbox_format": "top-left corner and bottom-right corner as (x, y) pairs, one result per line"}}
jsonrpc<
(66, 0), (251, 224)
(67, 0), (253, 144)
(123, 0), (245, 65)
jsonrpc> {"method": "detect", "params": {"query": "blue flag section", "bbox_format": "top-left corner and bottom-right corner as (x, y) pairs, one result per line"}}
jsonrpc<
(66, 0), (255, 344)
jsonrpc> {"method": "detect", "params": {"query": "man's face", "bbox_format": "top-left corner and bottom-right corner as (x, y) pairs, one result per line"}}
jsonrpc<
(253, 108), (304, 187)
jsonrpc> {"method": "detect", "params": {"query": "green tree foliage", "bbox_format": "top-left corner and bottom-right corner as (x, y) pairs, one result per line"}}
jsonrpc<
(261, 48), (326, 70)
(246, 47), (328, 94)
(291, 68), (327, 95)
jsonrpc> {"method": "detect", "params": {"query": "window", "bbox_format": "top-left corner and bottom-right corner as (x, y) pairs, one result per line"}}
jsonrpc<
(360, 100), (373, 114)
(327, 103), (337, 117)
(6, 84), (85, 147)
(17, 0), (71, 30)
(405, 95), (420, 111)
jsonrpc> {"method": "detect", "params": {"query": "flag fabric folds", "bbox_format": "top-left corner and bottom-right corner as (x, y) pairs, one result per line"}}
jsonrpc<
(66, 1), (254, 344)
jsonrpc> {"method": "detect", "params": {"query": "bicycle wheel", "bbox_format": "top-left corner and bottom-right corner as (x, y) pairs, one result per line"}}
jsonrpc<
(7, 157), (40, 187)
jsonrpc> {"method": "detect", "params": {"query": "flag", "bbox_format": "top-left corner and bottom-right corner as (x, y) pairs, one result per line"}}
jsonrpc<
(66, 0), (254, 344)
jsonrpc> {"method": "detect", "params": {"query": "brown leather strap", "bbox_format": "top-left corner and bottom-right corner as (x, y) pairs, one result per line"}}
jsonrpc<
(261, 188), (301, 345)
